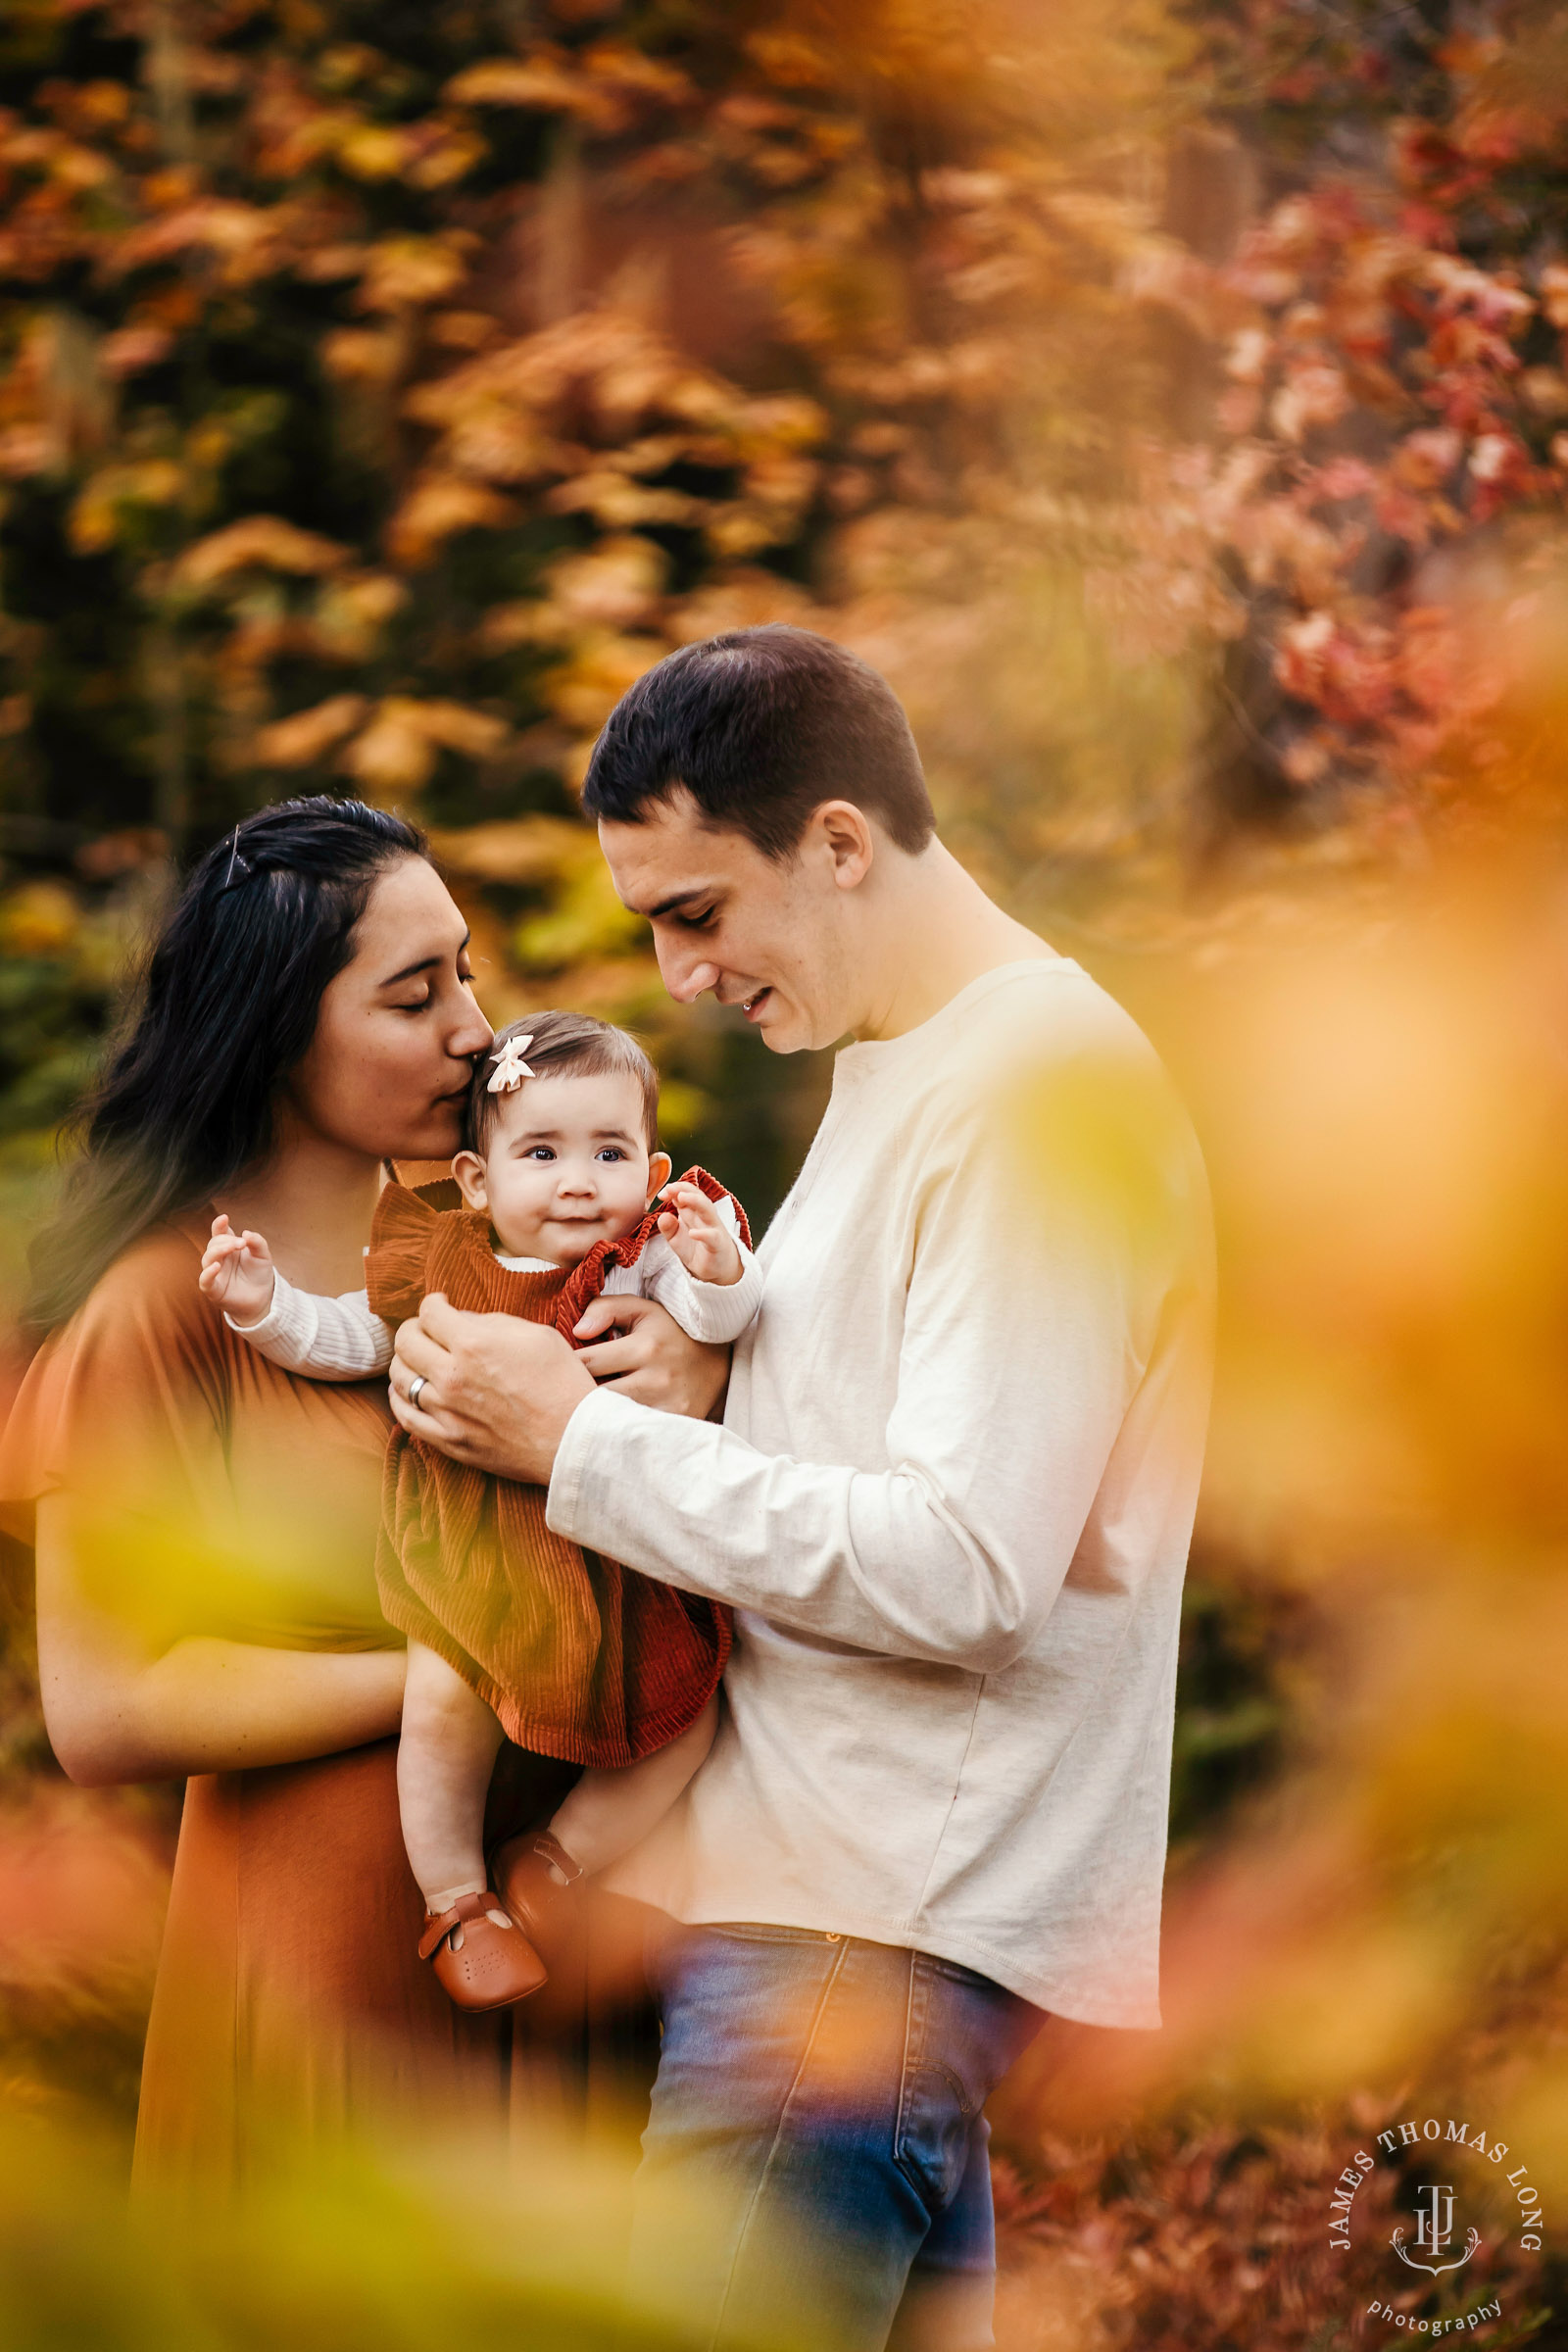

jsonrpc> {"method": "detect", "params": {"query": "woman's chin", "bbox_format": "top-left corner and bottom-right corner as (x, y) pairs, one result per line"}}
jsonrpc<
(393, 1114), (465, 1163)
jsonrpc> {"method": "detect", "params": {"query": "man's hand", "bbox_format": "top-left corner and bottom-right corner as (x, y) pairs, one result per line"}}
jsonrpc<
(389, 1294), (596, 1482)
(571, 1293), (730, 1419)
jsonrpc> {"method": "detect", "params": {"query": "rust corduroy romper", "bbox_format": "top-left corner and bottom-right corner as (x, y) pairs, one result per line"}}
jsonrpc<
(367, 1175), (739, 1768)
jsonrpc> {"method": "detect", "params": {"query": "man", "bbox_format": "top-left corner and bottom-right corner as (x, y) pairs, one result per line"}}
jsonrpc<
(391, 626), (1214, 2350)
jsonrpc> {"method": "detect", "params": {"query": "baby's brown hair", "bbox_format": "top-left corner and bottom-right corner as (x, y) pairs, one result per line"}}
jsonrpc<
(466, 1011), (661, 1157)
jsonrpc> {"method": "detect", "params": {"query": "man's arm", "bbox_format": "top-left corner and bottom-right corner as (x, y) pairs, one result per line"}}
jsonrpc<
(546, 1059), (1205, 1674)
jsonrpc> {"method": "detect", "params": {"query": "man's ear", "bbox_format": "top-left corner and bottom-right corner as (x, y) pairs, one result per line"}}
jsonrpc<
(452, 1151), (489, 1211)
(812, 800), (875, 892)
(647, 1151), (673, 1204)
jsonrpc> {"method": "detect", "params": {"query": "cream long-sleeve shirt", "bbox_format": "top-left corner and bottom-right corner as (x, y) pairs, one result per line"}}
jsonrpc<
(546, 959), (1214, 2027)
(226, 1195), (761, 1376)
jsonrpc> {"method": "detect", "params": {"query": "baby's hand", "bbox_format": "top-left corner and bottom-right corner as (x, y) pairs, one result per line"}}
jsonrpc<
(199, 1213), (277, 1325)
(657, 1184), (743, 1287)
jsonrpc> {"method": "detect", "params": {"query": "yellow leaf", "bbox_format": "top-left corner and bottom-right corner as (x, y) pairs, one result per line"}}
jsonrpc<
(358, 235), (471, 313)
(340, 707), (437, 796)
(425, 814), (587, 883)
(321, 329), (403, 385)
(175, 515), (351, 587)
(336, 125), (410, 181)
(446, 57), (575, 107)
(407, 699), (509, 758)
(386, 474), (519, 567)
(251, 695), (369, 768)
(540, 631), (666, 733)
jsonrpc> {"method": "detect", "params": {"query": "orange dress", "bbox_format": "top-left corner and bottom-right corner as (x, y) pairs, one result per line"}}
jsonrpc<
(0, 1215), (560, 2195)
(368, 1175), (736, 1764)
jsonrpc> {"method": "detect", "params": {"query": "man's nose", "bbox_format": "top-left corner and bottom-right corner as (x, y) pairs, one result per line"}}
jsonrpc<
(659, 942), (722, 1004)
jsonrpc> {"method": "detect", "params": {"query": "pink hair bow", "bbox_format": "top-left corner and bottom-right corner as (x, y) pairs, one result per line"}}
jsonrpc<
(487, 1034), (535, 1094)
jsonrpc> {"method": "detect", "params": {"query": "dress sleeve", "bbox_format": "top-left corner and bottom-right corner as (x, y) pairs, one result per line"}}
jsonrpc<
(226, 1271), (392, 1380)
(0, 1224), (228, 1544)
(364, 1183), (437, 1326)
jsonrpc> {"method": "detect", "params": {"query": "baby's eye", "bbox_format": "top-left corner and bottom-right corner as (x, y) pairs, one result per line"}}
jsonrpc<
(524, 1146), (556, 1161)
(595, 1147), (628, 1162)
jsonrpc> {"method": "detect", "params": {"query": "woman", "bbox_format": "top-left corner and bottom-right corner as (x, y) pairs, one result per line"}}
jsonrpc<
(0, 797), (725, 2191)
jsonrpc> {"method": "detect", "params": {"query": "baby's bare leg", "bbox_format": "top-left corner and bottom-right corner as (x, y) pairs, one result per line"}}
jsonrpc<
(547, 1694), (719, 1878)
(399, 1640), (510, 1920)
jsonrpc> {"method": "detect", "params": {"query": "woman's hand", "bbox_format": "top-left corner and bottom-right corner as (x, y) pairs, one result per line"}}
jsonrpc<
(389, 1293), (731, 1480)
(571, 1293), (731, 1418)
(390, 1295), (597, 1481)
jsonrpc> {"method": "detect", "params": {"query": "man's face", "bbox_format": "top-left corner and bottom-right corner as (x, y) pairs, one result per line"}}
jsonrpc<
(598, 790), (855, 1053)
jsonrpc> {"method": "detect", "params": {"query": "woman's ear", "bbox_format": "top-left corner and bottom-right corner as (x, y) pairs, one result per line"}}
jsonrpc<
(452, 1151), (489, 1211)
(647, 1151), (673, 1204)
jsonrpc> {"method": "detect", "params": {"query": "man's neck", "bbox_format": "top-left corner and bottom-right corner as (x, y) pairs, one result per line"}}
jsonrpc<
(851, 842), (1059, 1044)
(219, 1116), (383, 1296)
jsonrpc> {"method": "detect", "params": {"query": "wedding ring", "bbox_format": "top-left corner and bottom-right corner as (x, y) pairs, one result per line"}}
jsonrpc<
(408, 1374), (427, 1408)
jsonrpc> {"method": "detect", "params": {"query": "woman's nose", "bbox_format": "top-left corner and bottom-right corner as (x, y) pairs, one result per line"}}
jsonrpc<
(448, 996), (494, 1059)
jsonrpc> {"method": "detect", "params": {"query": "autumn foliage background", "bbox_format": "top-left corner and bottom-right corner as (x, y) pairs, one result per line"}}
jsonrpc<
(2, 1), (1568, 2346)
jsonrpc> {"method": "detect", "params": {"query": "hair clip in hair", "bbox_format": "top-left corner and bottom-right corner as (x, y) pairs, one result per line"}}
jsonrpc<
(487, 1034), (535, 1094)
(220, 824), (253, 891)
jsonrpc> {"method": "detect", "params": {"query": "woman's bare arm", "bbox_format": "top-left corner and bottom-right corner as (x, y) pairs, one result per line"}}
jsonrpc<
(35, 1494), (407, 1786)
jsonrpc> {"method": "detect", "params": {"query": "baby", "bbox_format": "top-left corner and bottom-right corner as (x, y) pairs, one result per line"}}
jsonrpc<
(199, 1011), (760, 2010)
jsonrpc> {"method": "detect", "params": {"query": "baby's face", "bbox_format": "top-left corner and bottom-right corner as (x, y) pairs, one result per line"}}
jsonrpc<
(452, 1068), (668, 1266)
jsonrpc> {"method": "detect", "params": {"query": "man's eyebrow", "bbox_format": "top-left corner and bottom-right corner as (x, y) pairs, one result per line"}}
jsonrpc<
(644, 886), (718, 920)
(379, 930), (470, 987)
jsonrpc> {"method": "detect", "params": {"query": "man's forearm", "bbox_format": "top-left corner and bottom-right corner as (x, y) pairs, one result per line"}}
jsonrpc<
(546, 1388), (1055, 1674)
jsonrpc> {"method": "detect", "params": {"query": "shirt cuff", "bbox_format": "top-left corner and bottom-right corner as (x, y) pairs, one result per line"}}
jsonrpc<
(545, 1383), (644, 1548)
(223, 1268), (292, 1342)
(679, 1246), (763, 1341)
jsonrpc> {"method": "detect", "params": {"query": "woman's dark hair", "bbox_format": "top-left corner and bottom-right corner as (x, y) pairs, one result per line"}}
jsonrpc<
(466, 1011), (661, 1159)
(26, 796), (426, 1333)
(581, 624), (937, 860)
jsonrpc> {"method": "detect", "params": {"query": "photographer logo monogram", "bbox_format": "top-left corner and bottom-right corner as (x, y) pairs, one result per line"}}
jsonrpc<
(1326, 2114), (1544, 2335)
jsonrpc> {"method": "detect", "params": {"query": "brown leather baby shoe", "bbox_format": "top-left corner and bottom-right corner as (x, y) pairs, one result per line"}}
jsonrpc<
(417, 1890), (548, 2011)
(492, 1831), (584, 1960)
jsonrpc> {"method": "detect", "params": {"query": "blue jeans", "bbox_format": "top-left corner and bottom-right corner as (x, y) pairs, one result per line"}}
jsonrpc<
(621, 1924), (1043, 2352)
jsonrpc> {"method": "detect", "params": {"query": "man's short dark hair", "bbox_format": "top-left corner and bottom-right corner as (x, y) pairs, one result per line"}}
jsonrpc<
(465, 1010), (660, 1157)
(581, 625), (937, 860)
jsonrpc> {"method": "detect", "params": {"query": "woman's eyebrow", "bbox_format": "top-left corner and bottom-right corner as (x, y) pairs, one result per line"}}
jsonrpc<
(379, 931), (470, 987)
